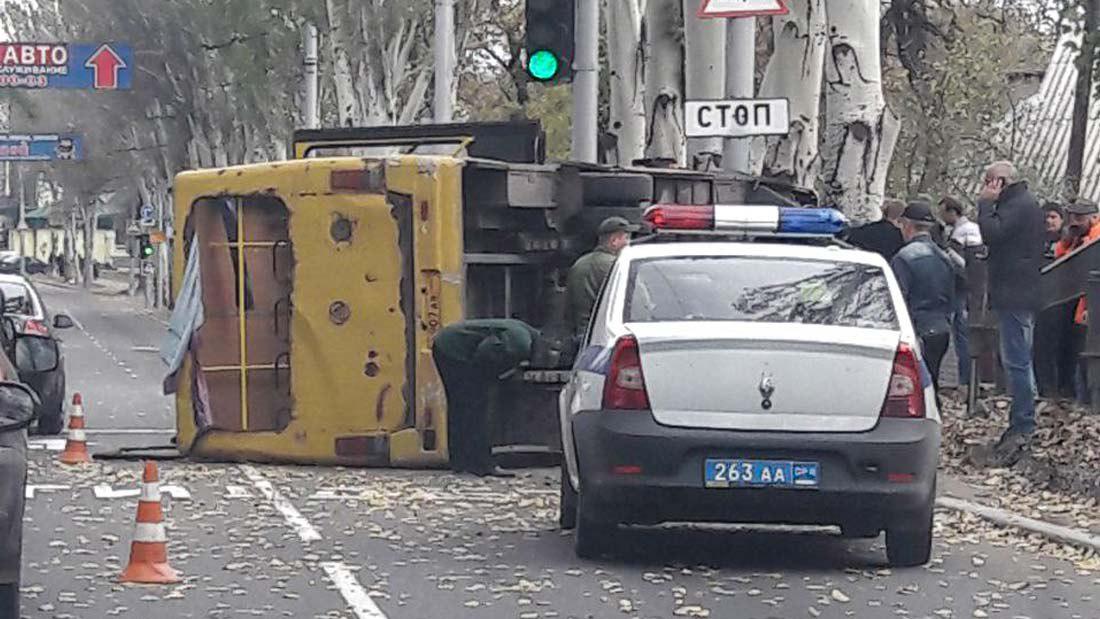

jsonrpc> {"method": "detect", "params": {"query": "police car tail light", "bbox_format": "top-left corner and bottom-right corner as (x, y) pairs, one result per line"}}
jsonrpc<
(881, 343), (926, 419)
(643, 203), (848, 235)
(22, 319), (49, 337)
(642, 204), (714, 230)
(602, 335), (651, 410)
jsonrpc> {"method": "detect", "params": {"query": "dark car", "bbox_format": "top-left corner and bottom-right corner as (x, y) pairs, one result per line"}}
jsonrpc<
(0, 372), (39, 616)
(0, 255), (50, 276)
(0, 274), (73, 434)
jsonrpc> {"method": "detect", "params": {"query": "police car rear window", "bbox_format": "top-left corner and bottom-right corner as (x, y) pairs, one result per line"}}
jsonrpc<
(624, 256), (898, 329)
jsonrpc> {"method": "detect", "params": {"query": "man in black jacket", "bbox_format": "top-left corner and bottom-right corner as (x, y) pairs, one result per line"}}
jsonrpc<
(891, 202), (956, 400)
(976, 161), (1046, 461)
(845, 198), (906, 260)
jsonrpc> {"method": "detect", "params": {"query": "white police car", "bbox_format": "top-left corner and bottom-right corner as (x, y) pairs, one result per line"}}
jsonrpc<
(558, 203), (941, 567)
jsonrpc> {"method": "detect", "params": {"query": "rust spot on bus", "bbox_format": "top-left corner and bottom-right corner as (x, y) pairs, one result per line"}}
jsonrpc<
(376, 384), (392, 421)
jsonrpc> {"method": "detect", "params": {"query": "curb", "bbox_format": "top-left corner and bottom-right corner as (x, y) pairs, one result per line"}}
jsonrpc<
(936, 495), (1100, 553)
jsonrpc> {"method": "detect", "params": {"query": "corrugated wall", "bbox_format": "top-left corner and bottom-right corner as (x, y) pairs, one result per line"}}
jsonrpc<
(1001, 35), (1100, 201)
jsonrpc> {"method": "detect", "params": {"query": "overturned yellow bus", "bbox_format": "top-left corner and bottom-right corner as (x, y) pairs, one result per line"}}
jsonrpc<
(170, 121), (815, 467)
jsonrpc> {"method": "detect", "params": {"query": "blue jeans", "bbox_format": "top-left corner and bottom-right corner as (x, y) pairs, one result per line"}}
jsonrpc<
(997, 310), (1037, 436)
(952, 295), (971, 386)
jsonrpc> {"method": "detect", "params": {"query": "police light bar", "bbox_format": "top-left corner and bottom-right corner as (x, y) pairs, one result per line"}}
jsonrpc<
(642, 203), (848, 236)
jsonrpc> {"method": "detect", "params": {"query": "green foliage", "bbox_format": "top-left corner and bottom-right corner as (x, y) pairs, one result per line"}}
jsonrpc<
(526, 84), (573, 160)
(882, 0), (1055, 201)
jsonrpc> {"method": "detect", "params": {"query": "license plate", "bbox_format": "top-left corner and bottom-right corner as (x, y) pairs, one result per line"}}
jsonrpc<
(704, 459), (819, 488)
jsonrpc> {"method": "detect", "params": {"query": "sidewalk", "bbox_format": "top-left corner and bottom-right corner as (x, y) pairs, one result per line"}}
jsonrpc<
(32, 272), (171, 323)
(936, 392), (1100, 559)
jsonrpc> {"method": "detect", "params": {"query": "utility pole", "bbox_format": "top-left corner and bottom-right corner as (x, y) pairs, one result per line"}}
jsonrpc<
(434, 0), (455, 122)
(302, 23), (321, 129)
(1, 99), (9, 200)
(723, 17), (756, 173)
(571, 0), (599, 162)
(1068, 0), (1099, 197)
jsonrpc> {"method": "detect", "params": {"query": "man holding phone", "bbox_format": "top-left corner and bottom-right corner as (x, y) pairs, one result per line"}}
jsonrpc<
(976, 161), (1046, 464)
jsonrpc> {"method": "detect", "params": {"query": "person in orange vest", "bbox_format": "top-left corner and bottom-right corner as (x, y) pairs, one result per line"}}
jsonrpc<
(1054, 198), (1100, 403)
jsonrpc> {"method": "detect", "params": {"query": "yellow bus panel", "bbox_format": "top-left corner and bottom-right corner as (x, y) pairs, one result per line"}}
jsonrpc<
(171, 156), (464, 467)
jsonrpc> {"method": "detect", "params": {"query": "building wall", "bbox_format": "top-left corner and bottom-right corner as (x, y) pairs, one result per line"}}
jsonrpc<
(7, 227), (118, 265)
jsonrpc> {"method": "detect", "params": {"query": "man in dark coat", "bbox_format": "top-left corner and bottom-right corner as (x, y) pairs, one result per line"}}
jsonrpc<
(891, 202), (956, 399)
(845, 198), (906, 260)
(432, 319), (539, 477)
(976, 161), (1046, 461)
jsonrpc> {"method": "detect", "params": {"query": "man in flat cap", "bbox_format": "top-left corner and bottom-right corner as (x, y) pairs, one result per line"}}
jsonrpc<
(1054, 198), (1100, 404)
(565, 216), (634, 338)
(891, 201), (957, 400)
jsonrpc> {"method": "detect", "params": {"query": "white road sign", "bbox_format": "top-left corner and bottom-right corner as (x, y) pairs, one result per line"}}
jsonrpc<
(698, 0), (788, 18)
(685, 98), (790, 138)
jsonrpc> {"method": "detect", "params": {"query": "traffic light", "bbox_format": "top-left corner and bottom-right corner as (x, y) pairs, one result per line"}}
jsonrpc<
(138, 235), (154, 259)
(525, 0), (574, 83)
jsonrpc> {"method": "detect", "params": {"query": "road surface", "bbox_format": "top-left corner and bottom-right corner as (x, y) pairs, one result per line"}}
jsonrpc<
(19, 283), (1100, 618)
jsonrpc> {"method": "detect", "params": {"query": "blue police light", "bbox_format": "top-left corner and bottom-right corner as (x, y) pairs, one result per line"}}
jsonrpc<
(777, 206), (848, 235)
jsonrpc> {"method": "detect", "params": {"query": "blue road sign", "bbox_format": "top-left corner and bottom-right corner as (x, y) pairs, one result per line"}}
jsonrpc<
(140, 205), (154, 220)
(0, 134), (84, 162)
(0, 43), (132, 90)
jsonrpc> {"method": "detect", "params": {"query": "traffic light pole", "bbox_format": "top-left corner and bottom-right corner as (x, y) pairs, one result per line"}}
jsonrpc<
(571, 0), (599, 163)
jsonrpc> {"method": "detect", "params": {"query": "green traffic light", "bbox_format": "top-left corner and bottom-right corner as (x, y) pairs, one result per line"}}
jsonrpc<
(527, 49), (560, 81)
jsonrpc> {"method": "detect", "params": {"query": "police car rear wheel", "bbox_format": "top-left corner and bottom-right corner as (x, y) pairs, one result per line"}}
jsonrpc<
(574, 496), (616, 559)
(886, 498), (934, 567)
(559, 462), (577, 530)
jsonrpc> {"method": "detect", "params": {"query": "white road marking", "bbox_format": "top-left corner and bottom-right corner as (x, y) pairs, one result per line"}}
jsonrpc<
(224, 485), (253, 499)
(322, 562), (388, 619)
(94, 484), (140, 499)
(25, 484), (71, 499)
(28, 438), (68, 451)
(309, 488), (373, 501)
(82, 428), (175, 435)
(94, 484), (191, 500)
(240, 465), (322, 542)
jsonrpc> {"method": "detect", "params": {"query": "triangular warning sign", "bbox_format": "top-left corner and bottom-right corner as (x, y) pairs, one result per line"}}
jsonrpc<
(698, 0), (788, 18)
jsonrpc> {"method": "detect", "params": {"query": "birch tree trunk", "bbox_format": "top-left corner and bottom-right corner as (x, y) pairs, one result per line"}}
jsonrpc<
(605, 0), (647, 166)
(820, 0), (899, 224)
(753, 0), (827, 186)
(643, 0), (686, 166)
(326, 0), (365, 126)
(683, 0), (726, 170)
(65, 206), (81, 287)
(82, 203), (96, 288)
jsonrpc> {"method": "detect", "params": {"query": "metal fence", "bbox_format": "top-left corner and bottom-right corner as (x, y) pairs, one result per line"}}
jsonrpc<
(966, 241), (1100, 414)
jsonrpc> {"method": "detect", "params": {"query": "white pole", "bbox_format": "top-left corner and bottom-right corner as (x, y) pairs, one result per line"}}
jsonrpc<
(0, 99), (9, 198)
(303, 24), (321, 129)
(572, 0), (599, 162)
(434, 0), (455, 122)
(684, 1), (727, 170)
(723, 17), (755, 173)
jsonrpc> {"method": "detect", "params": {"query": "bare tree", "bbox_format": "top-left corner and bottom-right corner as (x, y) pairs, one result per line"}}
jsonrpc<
(753, 0), (827, 186)
(605, 0), (647, 165)
(643, 0), (686, 166)
(683, 0), (725, 170)
(821, 0), (900, 223)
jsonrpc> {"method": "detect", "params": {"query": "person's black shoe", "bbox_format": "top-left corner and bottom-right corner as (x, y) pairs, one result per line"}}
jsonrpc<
(989, 432), (1031, 467)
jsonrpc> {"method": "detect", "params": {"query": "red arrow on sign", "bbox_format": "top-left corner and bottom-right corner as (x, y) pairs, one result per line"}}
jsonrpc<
(698, 0), (788, 18)
(84, 44), (126, 89)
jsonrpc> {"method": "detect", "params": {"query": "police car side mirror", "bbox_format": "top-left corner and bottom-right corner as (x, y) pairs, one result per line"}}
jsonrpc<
(53, 314), (74, 329)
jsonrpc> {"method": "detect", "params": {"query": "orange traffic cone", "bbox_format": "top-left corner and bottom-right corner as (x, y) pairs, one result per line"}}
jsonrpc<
(58, 393), (92, 465)
(120, 461), (180, 584)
